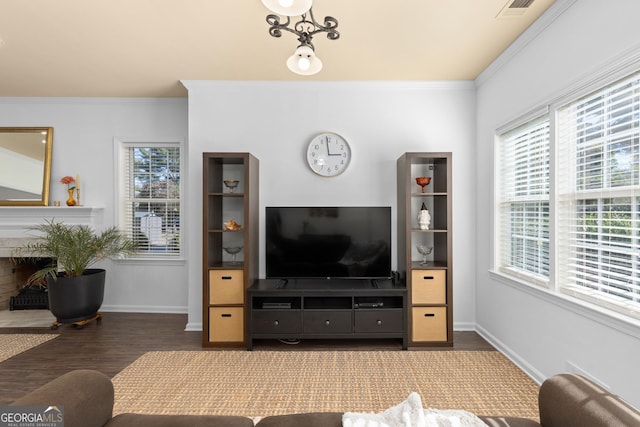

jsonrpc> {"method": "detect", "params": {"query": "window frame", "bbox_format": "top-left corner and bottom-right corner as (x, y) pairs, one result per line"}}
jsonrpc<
(114, 137), (185, 261)
(496, 115), (551, 287)
(556, 72), (640, 320)
(493, 67), (640, 325)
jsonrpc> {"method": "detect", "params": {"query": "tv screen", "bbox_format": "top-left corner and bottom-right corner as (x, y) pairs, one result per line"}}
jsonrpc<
(265, 206), (391, 280)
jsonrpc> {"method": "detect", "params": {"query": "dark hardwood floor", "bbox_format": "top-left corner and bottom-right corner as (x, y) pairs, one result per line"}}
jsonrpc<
(0, 312), (494, 405)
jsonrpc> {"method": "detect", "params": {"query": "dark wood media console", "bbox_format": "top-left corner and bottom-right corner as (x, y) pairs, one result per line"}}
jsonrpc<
(247, 279), (407, 350)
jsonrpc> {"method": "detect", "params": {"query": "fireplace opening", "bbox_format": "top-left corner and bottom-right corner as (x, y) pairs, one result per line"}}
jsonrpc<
(0, 257), (53, 311)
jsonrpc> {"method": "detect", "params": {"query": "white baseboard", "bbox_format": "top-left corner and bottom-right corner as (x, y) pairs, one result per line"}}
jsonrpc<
(100, 305), (188, 314)
(475, 324), (546, 385)
(453, 321), (476, 331)
(185, 322), (202, 332)
(564, 361), (610, 390)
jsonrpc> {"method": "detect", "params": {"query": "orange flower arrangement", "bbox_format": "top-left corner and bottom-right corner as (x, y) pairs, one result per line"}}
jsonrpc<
(60, 175), (76, 190)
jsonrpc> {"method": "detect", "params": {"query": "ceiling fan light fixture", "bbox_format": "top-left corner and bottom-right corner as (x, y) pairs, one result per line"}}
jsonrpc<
(287, 44), (322, 75)
(261, 0), (312, 16)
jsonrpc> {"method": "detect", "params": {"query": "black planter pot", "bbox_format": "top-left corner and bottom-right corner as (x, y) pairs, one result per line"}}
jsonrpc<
(47, 269), (106, 323)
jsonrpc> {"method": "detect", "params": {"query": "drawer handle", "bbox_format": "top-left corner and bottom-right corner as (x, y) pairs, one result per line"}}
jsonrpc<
(221, 313), (232, 318)
(325, 320), (331, 326)
(423, 276), (434, 280)
(424, 313), (435, 317)
(274, 320), (279, 326)
(377, 320), (383, 325)
(221, 276), (233, 280)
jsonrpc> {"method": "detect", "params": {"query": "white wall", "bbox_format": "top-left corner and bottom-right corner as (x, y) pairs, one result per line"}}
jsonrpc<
(183, 81), (478, 331)
(0, 97), (189, 313)
(476, 0), (640, 407)
(0, 84), (478, 333)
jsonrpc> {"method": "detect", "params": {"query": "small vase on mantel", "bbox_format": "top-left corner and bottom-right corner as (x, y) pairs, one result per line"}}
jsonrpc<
(66, 189), (77, 206)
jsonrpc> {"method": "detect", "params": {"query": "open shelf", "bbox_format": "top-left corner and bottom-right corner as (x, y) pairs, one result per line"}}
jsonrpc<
(202, 153), (259, 347)
(398, 152), (453, 347)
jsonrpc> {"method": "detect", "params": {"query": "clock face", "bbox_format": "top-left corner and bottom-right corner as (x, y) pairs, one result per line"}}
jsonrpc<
(306, 132), (351, 177)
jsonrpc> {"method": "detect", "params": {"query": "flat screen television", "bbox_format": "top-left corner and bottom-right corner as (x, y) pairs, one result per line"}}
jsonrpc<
(265, 206), (392, 280)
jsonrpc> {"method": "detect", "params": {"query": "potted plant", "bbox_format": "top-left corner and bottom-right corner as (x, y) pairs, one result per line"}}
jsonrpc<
(21, 220), (137, 327)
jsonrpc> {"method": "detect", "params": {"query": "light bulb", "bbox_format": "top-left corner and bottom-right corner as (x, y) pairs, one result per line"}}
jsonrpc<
(261, 0), (312, 16)
(286, 45), (322, 75)
(297, 57), (311, 71)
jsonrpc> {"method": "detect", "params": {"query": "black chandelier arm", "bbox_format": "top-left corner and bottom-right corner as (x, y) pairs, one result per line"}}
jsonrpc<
(265, 8), (340, 44)
(266, 14), (295, 38)
(305, 8), (340, 41)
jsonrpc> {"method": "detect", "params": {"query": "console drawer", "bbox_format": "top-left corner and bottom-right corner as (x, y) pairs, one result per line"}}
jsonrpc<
(252, 310), (301, 334)
(303, 310), (352, 334)
(354, 309), (403, 333)
(411, 270), (446, 304)
(209, 270), (244, 305)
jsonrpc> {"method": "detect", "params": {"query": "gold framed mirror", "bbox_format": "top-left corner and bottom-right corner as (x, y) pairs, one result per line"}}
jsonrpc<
(0, 127), (53, 206)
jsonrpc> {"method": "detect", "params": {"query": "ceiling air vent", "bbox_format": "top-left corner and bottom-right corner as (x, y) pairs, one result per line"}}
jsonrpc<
(509, 0), (536, 8)
(497, 0), (536, 18)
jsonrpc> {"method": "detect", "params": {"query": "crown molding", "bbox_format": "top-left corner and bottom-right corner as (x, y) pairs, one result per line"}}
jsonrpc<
(475, 0), (578, 88)
(181, 80), (476, 92)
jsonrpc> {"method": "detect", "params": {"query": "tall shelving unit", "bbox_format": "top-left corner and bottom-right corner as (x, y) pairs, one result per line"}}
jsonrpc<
(202, 153), (258, 347)
(397, 152), (453, 347)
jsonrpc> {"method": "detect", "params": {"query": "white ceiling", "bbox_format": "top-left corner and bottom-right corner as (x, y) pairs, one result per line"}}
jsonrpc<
(0, 0), (555, 98)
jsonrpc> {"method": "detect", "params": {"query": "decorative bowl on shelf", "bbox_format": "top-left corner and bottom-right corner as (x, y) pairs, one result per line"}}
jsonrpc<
(415, 176), (432, 193)
(416, 245), (433, 265)
(223, 246), (243, 264)
(223, 218), (242, 231)
(223, 179), (239, 193)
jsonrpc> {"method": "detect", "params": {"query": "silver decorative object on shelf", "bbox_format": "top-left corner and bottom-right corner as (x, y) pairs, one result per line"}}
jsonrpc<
(416, 245), (433, 265)
(223, 180), (239, 193)
(223, 246), (243, 264)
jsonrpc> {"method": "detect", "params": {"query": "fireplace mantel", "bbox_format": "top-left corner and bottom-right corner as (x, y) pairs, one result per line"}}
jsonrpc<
(0, 206), (104, 257)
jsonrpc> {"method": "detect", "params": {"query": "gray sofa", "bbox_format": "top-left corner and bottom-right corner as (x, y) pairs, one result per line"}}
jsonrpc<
(9, 369), (640, 427)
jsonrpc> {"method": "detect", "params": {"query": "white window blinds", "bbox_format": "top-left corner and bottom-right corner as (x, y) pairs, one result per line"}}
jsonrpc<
(497, 116), (550, 284)
(121, 144), (181, 257)
(557, 71), (640, 319)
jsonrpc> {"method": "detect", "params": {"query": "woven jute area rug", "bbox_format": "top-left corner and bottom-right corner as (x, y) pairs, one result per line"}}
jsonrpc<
(0, 334), (58, 363)
(112, 350), (539, 421)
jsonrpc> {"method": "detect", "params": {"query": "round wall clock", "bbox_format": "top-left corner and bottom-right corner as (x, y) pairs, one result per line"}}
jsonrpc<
(306, 132), (351, 177)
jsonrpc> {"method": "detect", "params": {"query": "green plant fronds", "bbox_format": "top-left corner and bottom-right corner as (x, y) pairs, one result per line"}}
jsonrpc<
(21, 220), (138, 282)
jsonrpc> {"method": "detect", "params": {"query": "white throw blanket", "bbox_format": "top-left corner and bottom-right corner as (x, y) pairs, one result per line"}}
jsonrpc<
(342, 392), (489, 427)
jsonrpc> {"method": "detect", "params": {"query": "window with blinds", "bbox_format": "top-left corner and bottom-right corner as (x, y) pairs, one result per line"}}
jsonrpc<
(497, 116), (550, 284)
(120, 144), (181, 257)
(557, 71), (640, 319)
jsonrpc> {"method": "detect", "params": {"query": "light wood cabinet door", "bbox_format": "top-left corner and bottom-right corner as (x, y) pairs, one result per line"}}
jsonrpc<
(411, 307), (447, 342)
(411, 270), (446, 304)
(209, 307), (244, 342)
(209, 270), (244, 305)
